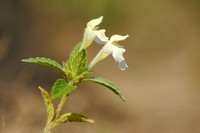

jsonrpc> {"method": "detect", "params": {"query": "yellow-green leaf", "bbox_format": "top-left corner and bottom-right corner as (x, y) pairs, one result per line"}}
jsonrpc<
(39, 86), (55, 125)
(55, 112), (94, 125)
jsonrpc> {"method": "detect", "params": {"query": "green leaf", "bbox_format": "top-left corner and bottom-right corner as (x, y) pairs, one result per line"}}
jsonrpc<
(75, 70), (93, 81)
(63, 43), (82, 76)
(64, 43), (91, 81)
(55, 112), (94, 125)
(83, 77), (126, 101)
(22, 57), (65, 74)
(71, 49), (87, 75)
(67, 49), (90, 81)
(51, 79), (77, 99)
(68, 43), (82, 64)
(39, 86), (55, 125)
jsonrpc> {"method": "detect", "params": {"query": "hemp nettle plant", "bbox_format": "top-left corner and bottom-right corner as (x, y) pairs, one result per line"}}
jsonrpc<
(22, 16), (129, 133)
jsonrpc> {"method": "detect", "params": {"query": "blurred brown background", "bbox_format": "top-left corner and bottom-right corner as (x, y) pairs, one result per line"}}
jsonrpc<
(0, 0), (200, 133)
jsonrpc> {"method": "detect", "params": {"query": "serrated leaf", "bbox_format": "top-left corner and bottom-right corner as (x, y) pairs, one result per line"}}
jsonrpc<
(64, 43), (90, 81)
(55, 112), (94, 125)
(62, 61), (68, 73)
(67, 49), (89, 80)
(51, 79), (77, 99)
(83, 77), (126, 101)
(68, 43), (82, 64)
(71, 49), (87, 75)
(39, 86), (55, 125)
(22, 57), (65, 74)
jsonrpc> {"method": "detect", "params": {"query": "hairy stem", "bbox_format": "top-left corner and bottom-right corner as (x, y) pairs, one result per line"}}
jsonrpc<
(55, 94), (67, 119)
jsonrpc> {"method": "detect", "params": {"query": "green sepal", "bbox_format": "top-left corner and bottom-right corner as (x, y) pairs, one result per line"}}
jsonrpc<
(55, 112), (94, 125)
(51, 79), (77, 99)
(22, 57), (65, 75)
(83, 77), (126, 101)
(39, 86), (55, 125)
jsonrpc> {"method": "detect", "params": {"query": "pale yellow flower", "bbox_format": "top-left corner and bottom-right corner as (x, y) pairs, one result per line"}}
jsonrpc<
(80, 16), (108, 51)
(89, 34), (129, 70)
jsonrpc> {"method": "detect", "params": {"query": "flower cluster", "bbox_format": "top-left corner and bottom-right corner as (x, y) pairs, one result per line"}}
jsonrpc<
(80, 16), (129, 71)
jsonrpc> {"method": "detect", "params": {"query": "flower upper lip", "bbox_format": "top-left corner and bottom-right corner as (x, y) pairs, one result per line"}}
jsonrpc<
(80, 16), (108, 50)
(110, 34), (129, 43)
(87, 16), (103, 29)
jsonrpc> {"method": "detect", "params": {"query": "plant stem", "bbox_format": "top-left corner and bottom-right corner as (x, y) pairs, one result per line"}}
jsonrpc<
(43, 125), (51, 133)
(55, 94), (67, 119)
(55, 80), (73, 119)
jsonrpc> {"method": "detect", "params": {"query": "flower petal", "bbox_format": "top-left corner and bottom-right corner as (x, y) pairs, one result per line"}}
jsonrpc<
(112, 45), (126, 62)
(88, 33), (129, 71)
(110, 34), (129, 43)
(87, 16), (103, 29)
(111, 45), (128, 70)
(119, 60), (128, 70)
(93, 29), (109, 44)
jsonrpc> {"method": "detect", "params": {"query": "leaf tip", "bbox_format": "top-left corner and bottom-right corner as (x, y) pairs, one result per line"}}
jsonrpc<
(21, 59), (27, 62)
(38, 86), (43, 91)
(121, 96), (126, 102)
(86, 119), (95, 123)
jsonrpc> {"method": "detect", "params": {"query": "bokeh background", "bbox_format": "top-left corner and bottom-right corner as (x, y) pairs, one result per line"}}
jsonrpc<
(0, 0), (200, 133)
